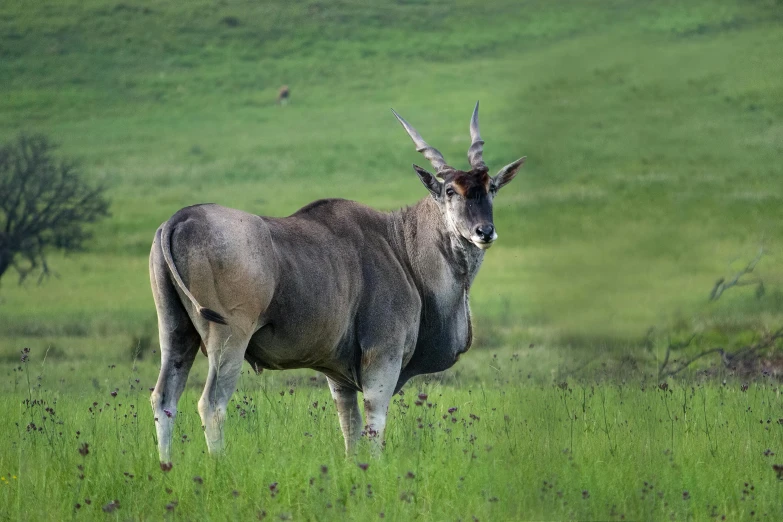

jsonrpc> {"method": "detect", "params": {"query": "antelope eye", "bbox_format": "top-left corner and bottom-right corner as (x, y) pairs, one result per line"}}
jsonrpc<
(445, 187), (455, 197)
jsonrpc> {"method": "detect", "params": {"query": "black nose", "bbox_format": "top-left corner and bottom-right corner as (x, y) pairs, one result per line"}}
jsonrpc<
(475, 224), (495, 242)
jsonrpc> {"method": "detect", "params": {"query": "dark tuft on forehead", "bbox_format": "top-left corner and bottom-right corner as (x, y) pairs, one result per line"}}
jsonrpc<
(445, 168), (490, 197)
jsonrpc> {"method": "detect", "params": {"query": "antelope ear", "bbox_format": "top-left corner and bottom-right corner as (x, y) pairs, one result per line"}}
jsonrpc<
(492, 157), (526, 190)
(413, 164), (443, 198)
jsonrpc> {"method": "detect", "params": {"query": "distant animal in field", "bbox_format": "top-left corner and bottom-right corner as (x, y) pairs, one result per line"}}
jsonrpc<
(149, 102), (526, 462)
(277, 85), (289, 105)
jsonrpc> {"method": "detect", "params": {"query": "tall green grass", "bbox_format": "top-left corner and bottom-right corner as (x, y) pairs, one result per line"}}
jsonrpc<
(1, 0), (783, 354)
(1, 349), (780, 520)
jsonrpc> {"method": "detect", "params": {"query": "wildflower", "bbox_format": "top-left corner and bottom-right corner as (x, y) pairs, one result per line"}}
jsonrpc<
(406, 471), (415, 479)
(741, 383), (749, 392)
(20, 348), (30, 363)
(418, 393), (428, 401)
(232, 490), (239, 498)
(682, 491), (690, 500)
(358, 463), (369, 471)
(448, 407), (458, 414)
(582, 490), (590, 499)
(160, 462), (173, 472)
(110, 391), (117, 398)
(165, 501), (177, 512)
(658, 383), (668, 391)
(193, 476), (203, 484)
(78, 443), (89, 456)
(163, 409), (173, 418)
(320, 465), (328, 474)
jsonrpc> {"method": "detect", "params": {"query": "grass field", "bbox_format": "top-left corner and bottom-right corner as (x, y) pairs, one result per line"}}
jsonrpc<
(1, 0), (783, 519)
(1, 350), (781, 521)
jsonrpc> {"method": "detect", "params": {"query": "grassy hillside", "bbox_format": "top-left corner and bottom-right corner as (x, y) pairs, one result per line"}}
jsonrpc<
(1, 0), (783, 360)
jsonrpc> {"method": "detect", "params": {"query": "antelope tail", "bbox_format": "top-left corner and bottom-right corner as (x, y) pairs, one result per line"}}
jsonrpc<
(158, 224), (228, 325)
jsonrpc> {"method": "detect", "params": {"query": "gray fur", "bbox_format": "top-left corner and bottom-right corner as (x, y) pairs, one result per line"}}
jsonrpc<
(149, 104), (526, 461)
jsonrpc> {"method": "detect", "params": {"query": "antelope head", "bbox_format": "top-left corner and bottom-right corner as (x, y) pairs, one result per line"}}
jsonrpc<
(392, 102), (526, 250)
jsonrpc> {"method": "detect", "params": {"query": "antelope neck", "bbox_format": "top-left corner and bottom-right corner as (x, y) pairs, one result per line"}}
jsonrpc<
(392, 197), (485, 293)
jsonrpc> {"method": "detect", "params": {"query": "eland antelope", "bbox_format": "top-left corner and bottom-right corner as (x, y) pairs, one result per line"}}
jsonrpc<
(149, 102), (525, 462)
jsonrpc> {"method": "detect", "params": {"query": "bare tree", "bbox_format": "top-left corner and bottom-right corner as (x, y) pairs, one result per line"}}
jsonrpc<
(709, 249), (764, 301)
(0, 133), (110, 284)
(655, 250), (780, 379)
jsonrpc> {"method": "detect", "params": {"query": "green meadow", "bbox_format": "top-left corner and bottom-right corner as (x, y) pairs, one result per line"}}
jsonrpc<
(1, 0), (782, 519)
(2, 351), (782, 521)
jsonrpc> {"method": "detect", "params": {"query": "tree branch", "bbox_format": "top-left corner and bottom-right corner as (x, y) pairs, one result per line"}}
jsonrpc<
(709, 249), (764, 301)
(658, 327), (783, 380)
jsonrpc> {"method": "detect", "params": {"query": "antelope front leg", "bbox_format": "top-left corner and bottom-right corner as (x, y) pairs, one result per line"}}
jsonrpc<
(360, 350), (402, 453)
(327, 378), (363, 455)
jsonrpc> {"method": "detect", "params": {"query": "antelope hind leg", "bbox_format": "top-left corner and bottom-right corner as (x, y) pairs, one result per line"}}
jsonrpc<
(149, 240), (200, 463)
(198, 325), (249, 455)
